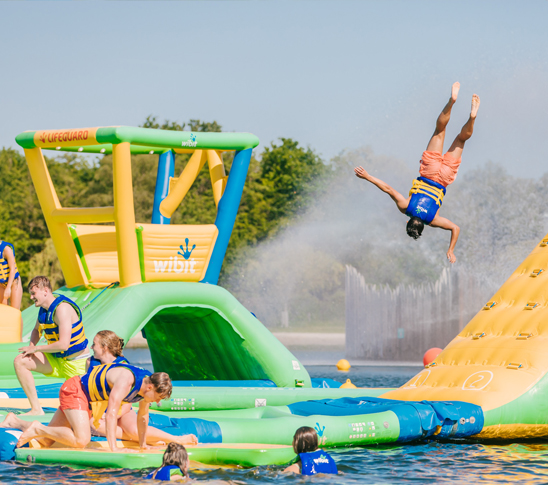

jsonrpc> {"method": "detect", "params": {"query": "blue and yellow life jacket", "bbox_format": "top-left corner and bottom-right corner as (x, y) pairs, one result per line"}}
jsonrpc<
(145, 465), (183, 481)
(405, 177), (447, 224)
(81, 361), (151, 404)
(299, 450), (338, 475)
(38, 295), (88, 359)
(0, 241), (19, 285)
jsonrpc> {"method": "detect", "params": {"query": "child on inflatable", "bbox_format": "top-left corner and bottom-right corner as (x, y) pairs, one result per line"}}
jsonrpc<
(15, 276), (89, 415)
(146, 442), (189, 481)
(1, 330), (197, 449)
(16, 361), (174, 452)
(0, 239), (22, 309)
(87, 330), (198, 447)
(354, 82), (480, 263)
(283, 426), (338, 475)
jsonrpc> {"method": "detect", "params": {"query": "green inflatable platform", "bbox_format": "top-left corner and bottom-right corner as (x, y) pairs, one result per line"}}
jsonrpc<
(16, 443), (297, 469)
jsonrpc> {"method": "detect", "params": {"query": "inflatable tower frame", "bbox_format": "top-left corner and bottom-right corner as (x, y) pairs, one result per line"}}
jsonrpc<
(4, 126), (311, 387)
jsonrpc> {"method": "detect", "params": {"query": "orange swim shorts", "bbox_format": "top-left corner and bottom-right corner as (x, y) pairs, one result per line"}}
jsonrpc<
(419, 151), (462, 187)
(59, 376), (92, 418)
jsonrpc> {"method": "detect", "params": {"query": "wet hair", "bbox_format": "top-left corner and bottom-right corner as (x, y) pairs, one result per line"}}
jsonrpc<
(149, 372), (173, 400)
(292, 426), (319, 454)
(95, 330), (124, 357)
(155, 442), (189, 479)
(406, 217), (424, 240)
(28, 276), (52, 292)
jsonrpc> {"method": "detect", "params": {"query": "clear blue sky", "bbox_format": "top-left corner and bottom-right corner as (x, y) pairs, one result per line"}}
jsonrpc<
(1, 1), (547, 177)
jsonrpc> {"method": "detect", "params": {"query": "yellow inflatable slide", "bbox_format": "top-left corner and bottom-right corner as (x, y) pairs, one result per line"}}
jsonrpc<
(382, 234), (548, 438)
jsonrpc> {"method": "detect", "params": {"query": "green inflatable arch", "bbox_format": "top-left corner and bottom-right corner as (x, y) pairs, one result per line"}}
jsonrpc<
(6, 282), (311, 388)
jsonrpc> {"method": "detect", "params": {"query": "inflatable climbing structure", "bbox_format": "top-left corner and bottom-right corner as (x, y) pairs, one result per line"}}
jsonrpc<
(2, 124), (548, 470)
(381, 233), (548, 439)
(6, 126), (310, 387)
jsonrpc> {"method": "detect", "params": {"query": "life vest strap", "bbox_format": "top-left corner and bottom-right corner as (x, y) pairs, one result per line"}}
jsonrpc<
(409, 179), (445, 207)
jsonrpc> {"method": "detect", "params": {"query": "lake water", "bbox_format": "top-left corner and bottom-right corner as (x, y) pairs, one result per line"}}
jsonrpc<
(3, 365), (548, 484)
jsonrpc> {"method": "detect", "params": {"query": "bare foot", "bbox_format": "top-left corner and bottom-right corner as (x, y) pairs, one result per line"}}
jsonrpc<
(0, 412), (22, 429)
(451, 82), (460, 103)
(19, 409), (45, 417)
(178, 434), (198, 445)
(470, 94), (480, 118)
(16, 421), (41, 448)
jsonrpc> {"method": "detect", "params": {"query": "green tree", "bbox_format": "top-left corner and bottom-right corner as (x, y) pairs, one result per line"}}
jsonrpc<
(260, 138), (329, 228)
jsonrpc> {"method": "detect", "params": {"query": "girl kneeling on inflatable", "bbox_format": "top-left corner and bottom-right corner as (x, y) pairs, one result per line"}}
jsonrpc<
(88, 330), (197, 447)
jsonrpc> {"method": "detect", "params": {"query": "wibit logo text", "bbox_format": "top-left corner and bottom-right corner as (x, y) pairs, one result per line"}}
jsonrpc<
(154, 256), (196, 274)
(313, 455), (330, 464)
(181, 133), (197, 147)
(38, 130), (90, 144)
(414, 206), (428, 215)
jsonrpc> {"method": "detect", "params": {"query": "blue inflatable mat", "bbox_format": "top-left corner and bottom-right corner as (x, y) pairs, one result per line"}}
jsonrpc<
(148, 415), (222, 443)
(289, 396), (484, 441)
(0, 384), (62, 399)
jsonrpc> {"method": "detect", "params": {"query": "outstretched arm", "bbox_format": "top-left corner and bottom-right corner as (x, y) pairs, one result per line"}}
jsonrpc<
(354, 166), (409, 213)
(430, 216), (460, 263)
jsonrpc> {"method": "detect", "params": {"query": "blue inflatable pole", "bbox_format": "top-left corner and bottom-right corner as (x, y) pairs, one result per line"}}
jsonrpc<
(151, 150), (175, 224)
(202, 148), (253, 284)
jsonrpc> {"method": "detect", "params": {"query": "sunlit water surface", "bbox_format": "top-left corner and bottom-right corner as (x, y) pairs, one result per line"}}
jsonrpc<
(3, 366), (548, 484)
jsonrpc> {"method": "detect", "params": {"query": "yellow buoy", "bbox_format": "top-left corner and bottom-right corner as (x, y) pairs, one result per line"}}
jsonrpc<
(336, 359), (351, 371)
(340, 378), (357, 389)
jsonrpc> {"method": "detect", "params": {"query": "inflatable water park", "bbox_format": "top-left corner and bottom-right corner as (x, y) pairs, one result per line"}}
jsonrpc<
(1, 124), (548, 470)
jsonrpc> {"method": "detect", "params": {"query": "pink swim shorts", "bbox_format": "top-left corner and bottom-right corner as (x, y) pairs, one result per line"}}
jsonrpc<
(419, 151), (462, 187)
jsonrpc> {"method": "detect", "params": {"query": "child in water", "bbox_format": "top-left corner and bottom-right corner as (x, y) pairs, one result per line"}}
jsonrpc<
(283, 426), (338, 475)
(146, 442), (190, 481)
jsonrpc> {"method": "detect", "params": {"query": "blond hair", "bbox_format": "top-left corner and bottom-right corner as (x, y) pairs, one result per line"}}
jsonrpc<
(28, 276), (52, 292)
(95, 330), (124, 357)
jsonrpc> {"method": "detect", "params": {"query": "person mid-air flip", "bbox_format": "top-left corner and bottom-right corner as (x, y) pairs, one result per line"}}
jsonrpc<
(355, 82), (480, 263)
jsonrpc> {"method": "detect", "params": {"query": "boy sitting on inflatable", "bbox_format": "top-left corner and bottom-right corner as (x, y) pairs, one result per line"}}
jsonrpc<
(354, 82), (480, 263)
(15, 276), (89, 415)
